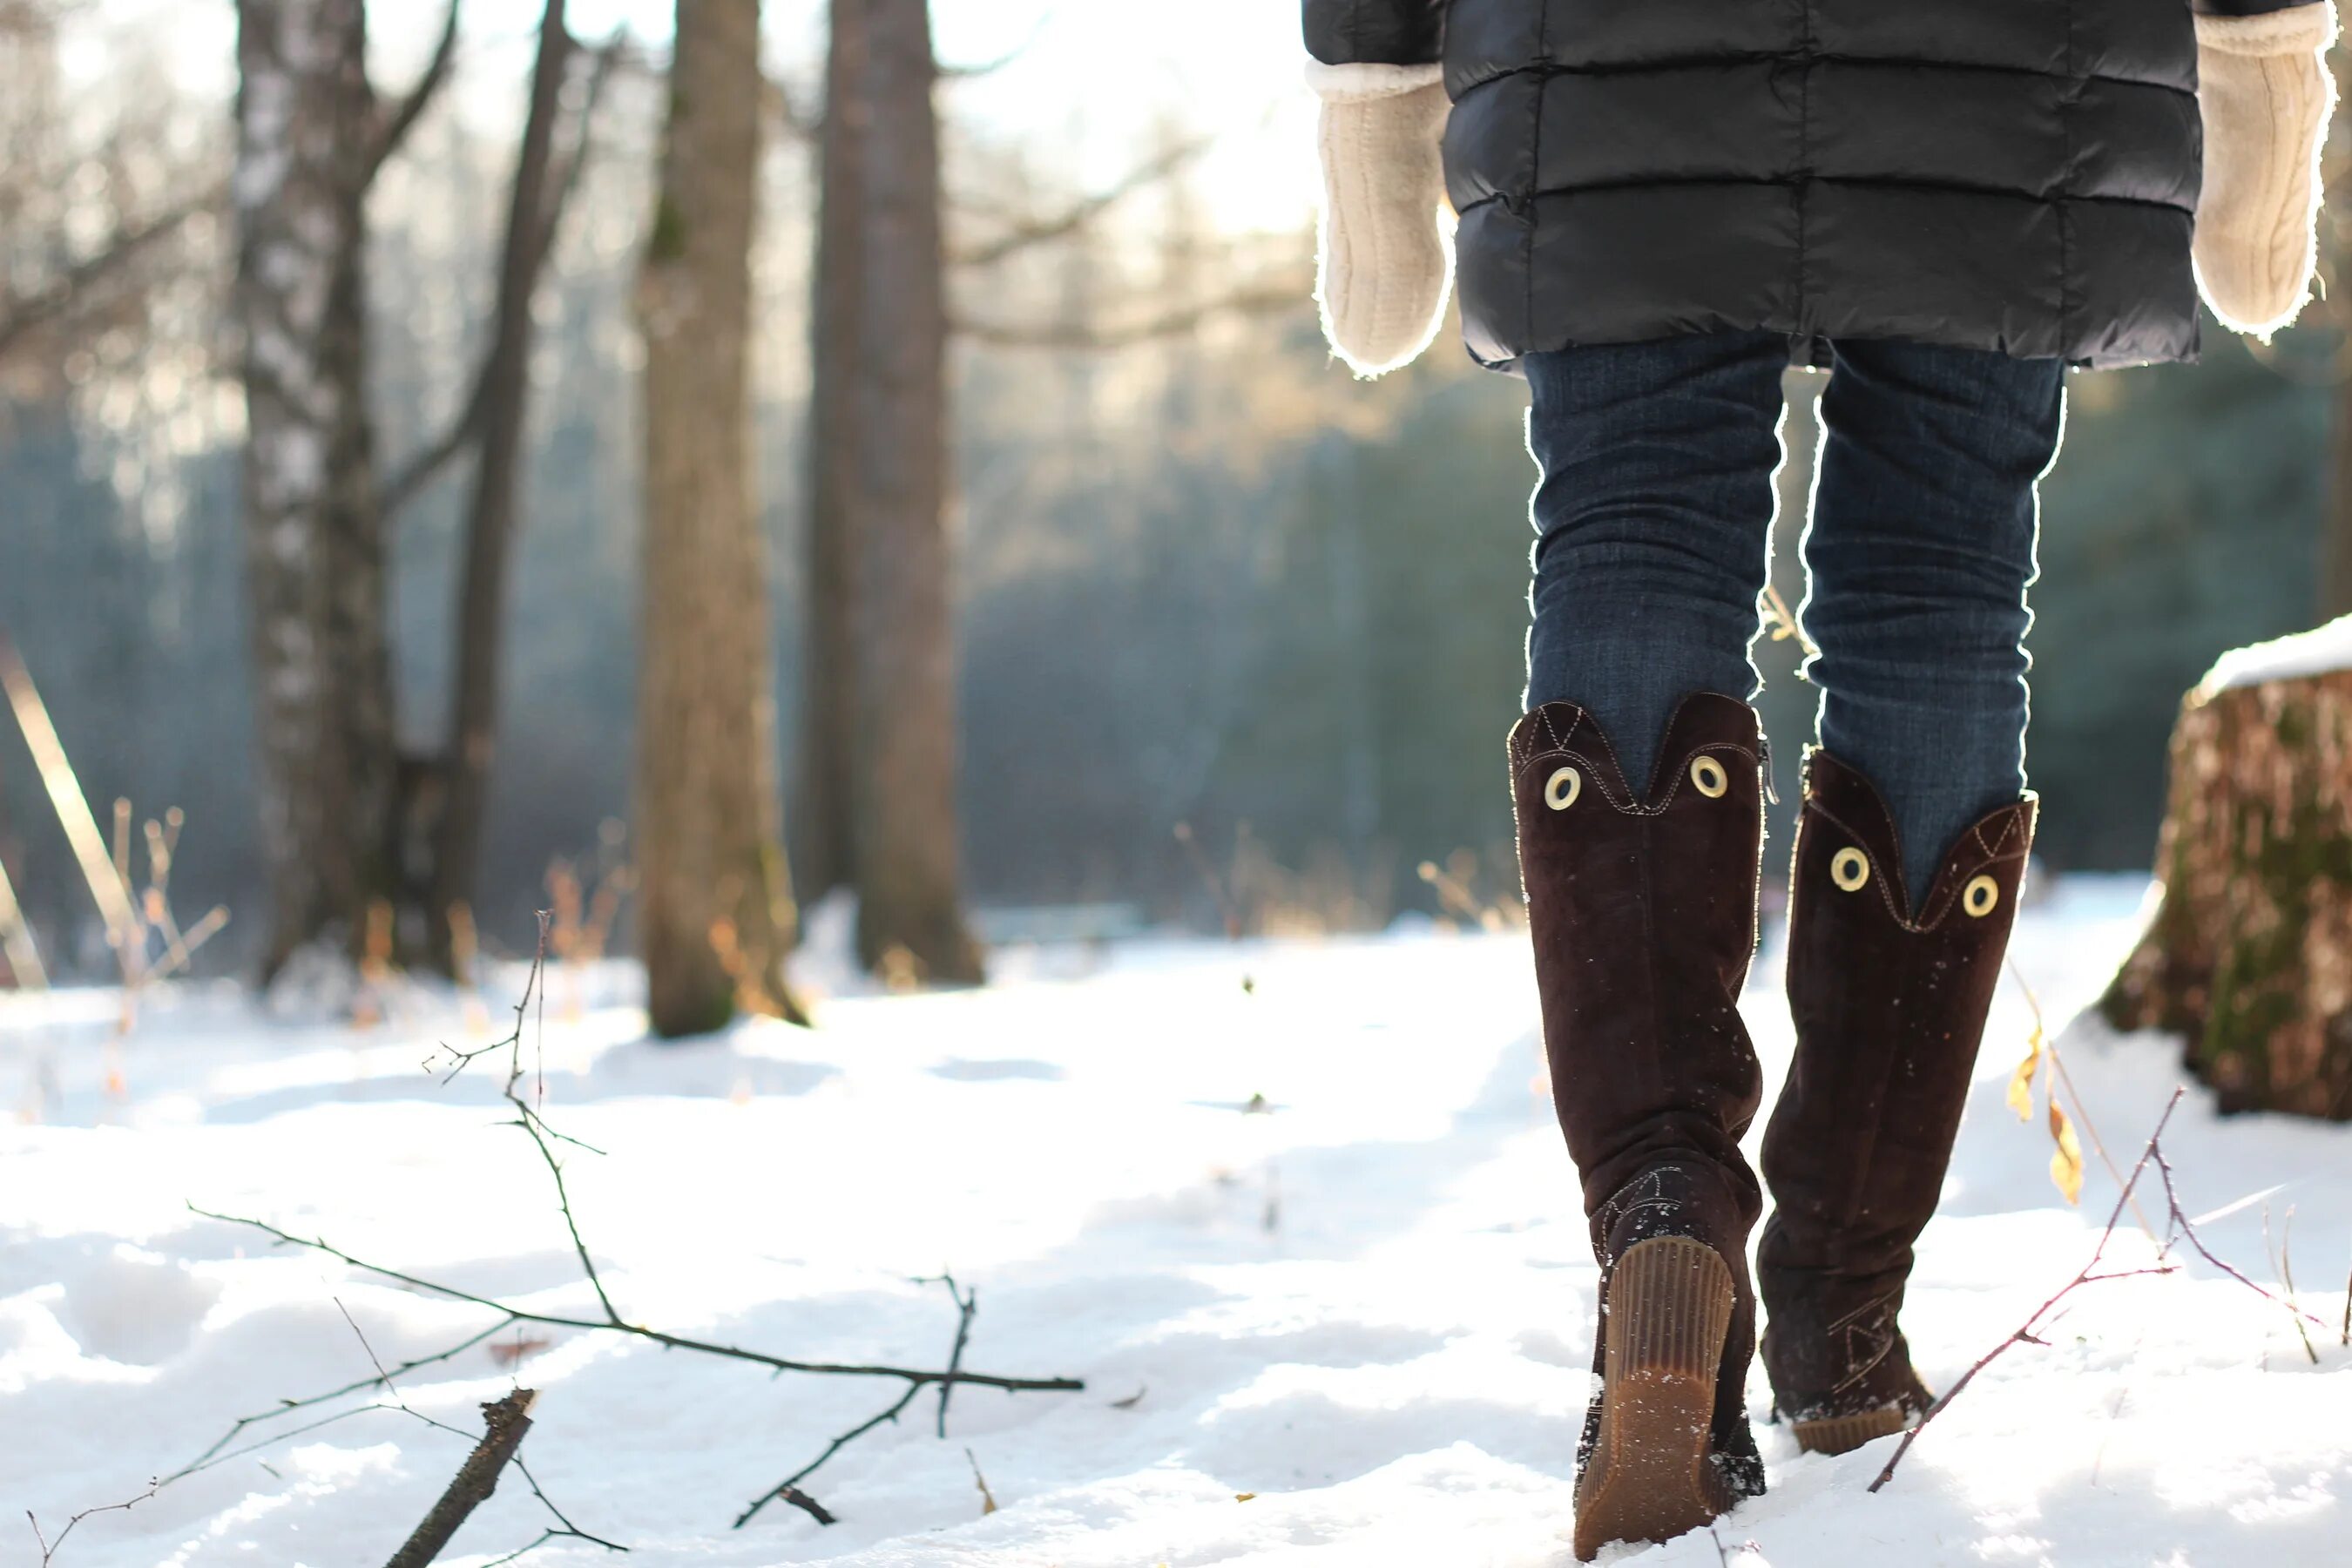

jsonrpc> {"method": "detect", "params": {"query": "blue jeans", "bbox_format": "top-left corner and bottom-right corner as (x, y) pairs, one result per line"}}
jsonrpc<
(1523, 331), (2065, 896)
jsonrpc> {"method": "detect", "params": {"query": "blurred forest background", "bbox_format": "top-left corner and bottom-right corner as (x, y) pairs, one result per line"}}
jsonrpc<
(0, 0), (2342, 991)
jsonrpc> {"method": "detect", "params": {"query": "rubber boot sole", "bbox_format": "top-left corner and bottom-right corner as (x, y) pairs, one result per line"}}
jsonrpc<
(1572, 1235), (1739, 1561)
(1790, 1403), (1909, 1456)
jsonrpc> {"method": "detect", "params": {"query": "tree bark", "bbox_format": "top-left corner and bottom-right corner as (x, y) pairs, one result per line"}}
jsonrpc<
(423, 0), (573, 972)
(635, 0), (808, 1037)
(2101, 643), (2352, 1119)
(233, 0), (397, 978)
(792, 0), (868, 908)
(844, 0), (983, 983)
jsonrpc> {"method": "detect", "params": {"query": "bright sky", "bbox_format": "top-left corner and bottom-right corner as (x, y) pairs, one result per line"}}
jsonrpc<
(110, 0), (1321, 236)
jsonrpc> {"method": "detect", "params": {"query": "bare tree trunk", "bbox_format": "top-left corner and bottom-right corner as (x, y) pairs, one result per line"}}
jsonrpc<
(635, 0), (808, 1036)
(2101, 639), (2352, 1119)
(424, 0), (572, 971)
(845, 0), (983, 983)
(233, 0), (395, 978)
(792, 0), (868, 909)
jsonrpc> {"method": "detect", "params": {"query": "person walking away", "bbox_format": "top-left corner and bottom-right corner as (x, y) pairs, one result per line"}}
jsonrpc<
(1301, 0), (2336, 1557)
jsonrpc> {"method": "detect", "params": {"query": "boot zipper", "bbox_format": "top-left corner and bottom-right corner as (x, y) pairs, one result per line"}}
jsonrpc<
(1759, 733), (1779, 804)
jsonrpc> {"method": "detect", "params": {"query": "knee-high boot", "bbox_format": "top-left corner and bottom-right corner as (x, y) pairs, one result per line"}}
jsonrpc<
(1508, 693), (1769, 1558)
(1757, 747), (2036, 1453)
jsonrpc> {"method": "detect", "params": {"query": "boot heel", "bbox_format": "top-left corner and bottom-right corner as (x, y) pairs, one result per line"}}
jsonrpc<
(1573, 1236), (1739, 1560)
(1791, 1403), (1909, 1456)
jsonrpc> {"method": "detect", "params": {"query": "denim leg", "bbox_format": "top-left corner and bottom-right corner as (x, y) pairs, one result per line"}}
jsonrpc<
(1524, 330), (1788, 792)
(1801, 339), (2065, 899)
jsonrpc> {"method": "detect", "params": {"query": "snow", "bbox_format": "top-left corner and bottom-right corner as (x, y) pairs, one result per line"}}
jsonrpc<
(2199, 612), (2352, 694)
(4, 876), (2349, 1566)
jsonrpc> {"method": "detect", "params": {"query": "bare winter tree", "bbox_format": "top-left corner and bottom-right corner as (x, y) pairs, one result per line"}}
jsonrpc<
(835, 0), (983, 983)
(233, 0), (446, 977)
(415, 0), (578, 972)
(792, 0), (868, 909)
(634, 0), (808, 1036)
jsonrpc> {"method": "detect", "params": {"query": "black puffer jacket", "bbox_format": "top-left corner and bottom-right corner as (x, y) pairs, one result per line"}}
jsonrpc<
(1305, 0), (2318, 370)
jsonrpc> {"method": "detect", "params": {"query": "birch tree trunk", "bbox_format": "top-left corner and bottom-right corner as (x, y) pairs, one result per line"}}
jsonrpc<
(791, 0), (868, 909)
(2101, 625), (2352, 1119)
(635, 0), (807, 1036)
(233, 0), (395, 977)
(845, 0), (983, 983)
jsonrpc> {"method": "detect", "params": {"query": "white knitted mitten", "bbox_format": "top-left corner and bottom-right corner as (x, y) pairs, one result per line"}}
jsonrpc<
(2193, 3), (2339, 336)
(1308, 60), (1454, 377)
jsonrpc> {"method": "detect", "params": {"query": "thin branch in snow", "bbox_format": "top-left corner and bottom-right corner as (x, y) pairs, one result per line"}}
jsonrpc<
(1871, 1085), (2335, 1493)
(166, 1320), (511, 1483)
(339, 1297), (618, 1561)
(733, 1267), (997, 1530)
(2150, 1139), (2334, 1335)
(923, 1272), (980, 1437)
(188, 921), (1082, 1534)
(1869, 1087), (2185, 1492)
(733, 1387), (921, 1528)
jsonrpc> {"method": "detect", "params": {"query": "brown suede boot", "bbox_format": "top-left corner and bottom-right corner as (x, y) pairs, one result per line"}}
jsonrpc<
(1757, 748), (2037, 1455)
(1507, 693), (1769, 1560)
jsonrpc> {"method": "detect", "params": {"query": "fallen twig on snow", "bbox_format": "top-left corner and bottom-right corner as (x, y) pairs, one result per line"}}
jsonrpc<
(187, 917), (1082, 1534)
(1871, 1085), (2335, 1492)
(929, 1272), (979, 1438)
(383, 1389), (540, 1568)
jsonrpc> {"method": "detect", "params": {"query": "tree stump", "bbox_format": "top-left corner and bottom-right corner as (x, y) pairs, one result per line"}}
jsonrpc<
(2101, 619), (2352, 1119)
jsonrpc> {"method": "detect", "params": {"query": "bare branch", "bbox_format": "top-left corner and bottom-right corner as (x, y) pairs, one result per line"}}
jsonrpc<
(185, 923), (1081, 1532)
(953, 280), (1308, 350)
(733, 1384), (920, 1529)
(0, 183), (223, 365)
(188, 1202), (1084, 1392)
(1870, 1084), (2337, 1494)
(382, 27), (622, 524)
(166, 1321), (512, 1483)
(530, 29), (626, 280)
(932, 1273), (978, 1437)
(368, 0), (465, 186)
(26, 1483), (159, 1568)
(1869, 1088), (2185, 1493)
(950, 133), (1213, 269)
(381, 356), (492, 518)
(2150, 1140), (2335, 1334)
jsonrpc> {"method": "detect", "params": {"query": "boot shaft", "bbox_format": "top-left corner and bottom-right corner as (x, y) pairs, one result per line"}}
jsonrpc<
(1758, 747), (2037, 1423)
(1507, 693), (1770, 1225)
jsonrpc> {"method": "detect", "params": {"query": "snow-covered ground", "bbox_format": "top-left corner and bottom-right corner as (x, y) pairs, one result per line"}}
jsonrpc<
(4, 879), (2348, 1566)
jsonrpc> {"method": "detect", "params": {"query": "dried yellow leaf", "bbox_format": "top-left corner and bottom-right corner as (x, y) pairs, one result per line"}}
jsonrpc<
(2048, 1098), (2084, 1206)
(1235, 1492), (1257, 1503)
(2005, 1030), (2041, 1123)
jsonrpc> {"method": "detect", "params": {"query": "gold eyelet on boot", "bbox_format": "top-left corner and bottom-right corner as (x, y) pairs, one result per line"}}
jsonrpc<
(1544, 766), (1581, 811)
(1689, 755), (1728, 799)
(1830, 847), (1870, 892)
(1963, 874), (2000, 917)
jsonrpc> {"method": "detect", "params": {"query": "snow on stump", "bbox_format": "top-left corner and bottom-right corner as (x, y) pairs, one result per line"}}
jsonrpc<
(2100, 618), (2352, 1119)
